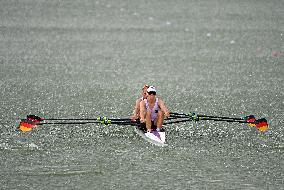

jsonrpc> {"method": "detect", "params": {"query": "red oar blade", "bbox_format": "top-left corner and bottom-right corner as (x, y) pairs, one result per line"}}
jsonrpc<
(245, 115), (269, 132)
(18, 115), (44, 132)
(255, 118), (269, 132)
(245, 115), (256, 127)
(27, 115), (44, 122)
(18, 119), (37, 132)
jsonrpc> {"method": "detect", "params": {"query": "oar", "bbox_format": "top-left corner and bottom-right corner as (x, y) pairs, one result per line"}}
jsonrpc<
(26, 115), (132, 122)
(170, 112), (259, 123)
(170, 112), (269, 132)
(36, 120), (139, 126)
(168, 112), (252, 124)
(170, 112), (246, 121)
(164, 119), (193, 125)
(18, 115), (139, 132)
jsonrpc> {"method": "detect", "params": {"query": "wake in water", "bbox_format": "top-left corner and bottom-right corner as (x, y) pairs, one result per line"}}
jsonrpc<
(0, 127), (40, 151)
(0, 140), (40, 151)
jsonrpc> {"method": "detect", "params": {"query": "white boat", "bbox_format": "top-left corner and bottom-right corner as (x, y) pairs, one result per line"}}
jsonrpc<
(134, 125), (167, 147)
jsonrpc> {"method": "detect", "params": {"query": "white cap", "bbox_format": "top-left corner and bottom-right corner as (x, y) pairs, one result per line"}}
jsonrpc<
(147, 86), (156, 93)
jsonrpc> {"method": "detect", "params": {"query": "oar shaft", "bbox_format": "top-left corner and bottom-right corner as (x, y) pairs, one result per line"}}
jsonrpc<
(198, 115), (244, 121)
(199, 117), (251, 124)
(43, 118), (131, 121)
(36, 120), (138, 126)
(37, 121), (100, 125)
(170, 112), (245, 122)
(164, 119), (192, 125)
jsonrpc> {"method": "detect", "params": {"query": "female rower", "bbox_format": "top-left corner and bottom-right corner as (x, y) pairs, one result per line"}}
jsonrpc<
(131, 84), (149, 121)
(140, 86), (170, 133)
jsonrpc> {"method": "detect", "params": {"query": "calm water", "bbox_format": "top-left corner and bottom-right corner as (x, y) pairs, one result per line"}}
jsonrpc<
(0, 0), (283, 189)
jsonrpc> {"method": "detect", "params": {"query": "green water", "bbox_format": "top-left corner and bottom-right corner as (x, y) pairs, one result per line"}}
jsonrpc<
(0, 0), (283, 189)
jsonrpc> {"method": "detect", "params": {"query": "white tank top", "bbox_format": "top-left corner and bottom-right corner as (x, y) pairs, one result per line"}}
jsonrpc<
(145, 98), (159, 121)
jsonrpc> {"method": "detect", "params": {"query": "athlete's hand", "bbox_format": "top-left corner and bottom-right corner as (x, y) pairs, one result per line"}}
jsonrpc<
(164, 111), (170, 118)
(131, 115), (137, 122)
(140, 118), (146, 123)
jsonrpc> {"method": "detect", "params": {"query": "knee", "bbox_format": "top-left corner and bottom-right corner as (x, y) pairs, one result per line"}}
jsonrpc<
(157, 111), (163, 118)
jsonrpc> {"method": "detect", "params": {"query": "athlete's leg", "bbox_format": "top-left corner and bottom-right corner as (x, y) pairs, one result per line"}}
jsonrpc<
(145, 111), (152, 132)
(156, 110), (164, 130)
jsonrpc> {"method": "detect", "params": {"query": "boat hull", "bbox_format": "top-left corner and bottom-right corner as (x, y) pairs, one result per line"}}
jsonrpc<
(134, 125), (167, 147)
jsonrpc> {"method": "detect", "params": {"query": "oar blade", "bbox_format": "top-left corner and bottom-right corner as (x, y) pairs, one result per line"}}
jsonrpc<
(244, 115), (269, 132)
(255, 118), (269, 132)
(27, 115), (44, 121)
(245, 115), (256, 127)
(18, 115), (44, 132)
(18, 119), (36, 132)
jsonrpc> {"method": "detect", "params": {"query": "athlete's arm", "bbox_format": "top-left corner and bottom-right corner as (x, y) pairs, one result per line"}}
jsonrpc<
(139, 100), (146, 123)
(158, 99), (170, 117)
(131, 99), (140, 120)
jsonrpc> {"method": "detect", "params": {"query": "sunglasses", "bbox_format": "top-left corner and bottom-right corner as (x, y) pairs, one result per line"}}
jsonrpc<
(148, 91), (156, 95)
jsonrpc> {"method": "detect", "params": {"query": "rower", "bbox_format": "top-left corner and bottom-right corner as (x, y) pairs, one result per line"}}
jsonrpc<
(131, 84), (149, 121)
(140, 86), (170, 133)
